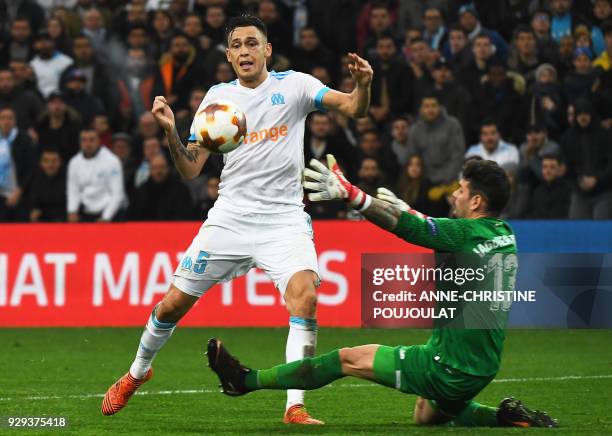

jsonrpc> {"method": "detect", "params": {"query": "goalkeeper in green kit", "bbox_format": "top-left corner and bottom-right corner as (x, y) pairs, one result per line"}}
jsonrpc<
(206, 156), (557, 428)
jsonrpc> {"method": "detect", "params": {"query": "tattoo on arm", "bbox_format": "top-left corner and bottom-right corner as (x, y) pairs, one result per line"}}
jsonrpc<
(167, 127), (199, 165)
(361, 198), (402, 231)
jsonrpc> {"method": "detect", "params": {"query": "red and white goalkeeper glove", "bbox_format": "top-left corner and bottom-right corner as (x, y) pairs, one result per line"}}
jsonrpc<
(303, 154), (372, 210)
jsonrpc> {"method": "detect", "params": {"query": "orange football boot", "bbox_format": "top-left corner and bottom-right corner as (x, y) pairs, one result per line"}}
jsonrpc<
(283, 404), (324, 425)
(101, 368), (153, 416)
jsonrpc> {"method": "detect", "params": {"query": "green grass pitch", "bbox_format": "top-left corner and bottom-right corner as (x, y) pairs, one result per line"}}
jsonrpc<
(1, 328), (611, 435)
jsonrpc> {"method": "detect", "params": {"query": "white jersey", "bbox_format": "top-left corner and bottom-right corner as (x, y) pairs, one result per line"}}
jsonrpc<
(189, 70), (329, 214)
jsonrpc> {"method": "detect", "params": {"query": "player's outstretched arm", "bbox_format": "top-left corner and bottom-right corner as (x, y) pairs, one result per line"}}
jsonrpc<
(152, 96), (209, 180)
(304, 155), (465, 251)
(321, 53), (372, 118)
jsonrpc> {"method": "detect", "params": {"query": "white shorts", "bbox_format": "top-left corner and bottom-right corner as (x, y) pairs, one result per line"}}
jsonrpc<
(173, 207), (319, 298)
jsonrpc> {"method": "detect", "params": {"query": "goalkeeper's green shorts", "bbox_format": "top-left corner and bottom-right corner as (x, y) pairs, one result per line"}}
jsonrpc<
(373, 344), (495, 415)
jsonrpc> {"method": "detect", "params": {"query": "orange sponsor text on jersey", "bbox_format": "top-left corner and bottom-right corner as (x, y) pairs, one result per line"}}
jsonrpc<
(243, 125), (288, 144)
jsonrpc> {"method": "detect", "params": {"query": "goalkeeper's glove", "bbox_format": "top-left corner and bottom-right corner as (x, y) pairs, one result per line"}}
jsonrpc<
(375, 187), (410, 212)
(303, 154), (372, 210)
(376, 187), (426, 219)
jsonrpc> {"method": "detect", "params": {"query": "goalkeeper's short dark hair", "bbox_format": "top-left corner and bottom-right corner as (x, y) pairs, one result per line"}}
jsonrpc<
(462, 160), (510, 217)
(225, 14), (268, 44)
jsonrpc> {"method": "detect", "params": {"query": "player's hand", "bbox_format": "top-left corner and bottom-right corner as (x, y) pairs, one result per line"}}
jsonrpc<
(347, 53), (373, 87)
(376, 188), (410, 212)
(152, 96), (176, 133)
(304, 154), (369, 208)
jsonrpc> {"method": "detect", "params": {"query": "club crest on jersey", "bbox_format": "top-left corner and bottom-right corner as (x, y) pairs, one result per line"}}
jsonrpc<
(271, 93), (285, 105)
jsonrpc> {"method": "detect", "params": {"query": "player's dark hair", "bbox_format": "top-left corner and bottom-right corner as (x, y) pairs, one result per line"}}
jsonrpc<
(462, 160), (510, 217)
(225, 14), (267, 44)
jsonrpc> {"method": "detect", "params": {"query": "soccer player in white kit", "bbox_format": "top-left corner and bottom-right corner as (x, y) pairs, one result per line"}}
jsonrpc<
(102, 15), (373, 424)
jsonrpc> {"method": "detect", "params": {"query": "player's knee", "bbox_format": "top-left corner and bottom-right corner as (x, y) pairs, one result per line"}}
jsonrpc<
(156, 298), (187, 323)
(285, 285), (317, 316)
(338, 347), (358, 372)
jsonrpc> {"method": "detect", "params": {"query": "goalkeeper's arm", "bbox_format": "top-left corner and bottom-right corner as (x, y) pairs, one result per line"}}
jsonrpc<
(303, 154), (466, 252)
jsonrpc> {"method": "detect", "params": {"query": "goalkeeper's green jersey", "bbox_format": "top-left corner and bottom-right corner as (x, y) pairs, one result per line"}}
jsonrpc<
(393, 212), (517, 377)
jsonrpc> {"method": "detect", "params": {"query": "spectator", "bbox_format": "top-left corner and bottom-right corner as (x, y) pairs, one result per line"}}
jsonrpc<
(35, 91), (82, 162)
(310, 66), (332, 86)
(518, 123), (562, 190)
(564, 47), (597, 103)
(0, 17), (35, 64)
(9, 59), (39, 95)
(442, 24), (471, 73)
(46, 17), (70, 55)
(28, 147), (66, 222)
(593, 21), (612, 71)
(357, 129), (400, 183)
(62, 69), (104, 127)
(60, 35), (117, 120)
(257, 0), (292, 57)
(550, 0), (587, 43)
(406, 38), (432, 88)
(200, 176), (220, 220)
(528, 64), (564, 138)
(508, 25), (549, 87)
(0, 68), (44, 131)
(134, 136), (163, 189)
(356, 157), (387, 196)
(176, 88), (206, 142)
(591, 0), (612, 56)
(128, 154), (193, 221)
(291, 27), (334, 76)
(407, 95), (465, 186)
(203, 5), (228, 49)
(530, 9), (559, 63)
(132, 111), (161, 158)
(93, 114), (112, 148)
(304, 112), (354, 177)
(474, 59), (526, 145)
(151, 10), (175, 61)
(397, 154), (433, 214)
(424, 58), (473, 142)
(110, 132), (137, 199)
(29, 30), (73, 99)
(369, 34), (413, 124)
(362, 4), (395, 60)
(388, 116), (412, 168)
(0, 1), (45, 37)
(562, 98), (612, 219)
(527, 154), (571, 219)
(82, 8), (109, 57)
(108, 22), (152, 68)
(458, 3), (508, 60)
(116, 47), (156, 128)
(0, 107), (35, 222)
(153, 33), (207, 112)
(422, 7), (447, 51)
(466, 121), (520, 172)
(67, 128), (125, 222)
(458, 32), (495, 95)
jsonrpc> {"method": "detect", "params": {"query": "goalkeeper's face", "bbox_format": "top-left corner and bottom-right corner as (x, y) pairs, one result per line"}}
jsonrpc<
(451, 179), (483, 218)
(226, 26), (271, 83)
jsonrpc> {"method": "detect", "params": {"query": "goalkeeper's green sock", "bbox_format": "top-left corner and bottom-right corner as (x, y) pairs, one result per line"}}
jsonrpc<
(448, 401), (499, 427)
(244, 350), (344, 390)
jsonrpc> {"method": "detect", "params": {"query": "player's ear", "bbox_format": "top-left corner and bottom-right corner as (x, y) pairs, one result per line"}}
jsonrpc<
(225, 47), (231, 63)
(264, 42), (272, 58)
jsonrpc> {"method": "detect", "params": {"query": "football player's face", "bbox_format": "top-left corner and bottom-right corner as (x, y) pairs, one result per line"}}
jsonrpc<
(226, 26), (271, 82)
(451, 179), (480, 218)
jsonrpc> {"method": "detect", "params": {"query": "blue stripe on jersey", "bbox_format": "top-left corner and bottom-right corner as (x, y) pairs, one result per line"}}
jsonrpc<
(188, 133), (196, 142)
(270, 70), (295, 80)
(314, 87), (330, 111)
(209, 80), (238, 91)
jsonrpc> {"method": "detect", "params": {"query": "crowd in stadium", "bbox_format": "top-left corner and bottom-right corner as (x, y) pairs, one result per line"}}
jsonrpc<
(0, 0), (611, 222)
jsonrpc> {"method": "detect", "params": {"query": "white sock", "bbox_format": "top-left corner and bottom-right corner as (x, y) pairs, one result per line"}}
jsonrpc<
(129, 310), (176, 379)
(285, 316), (317, 410)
